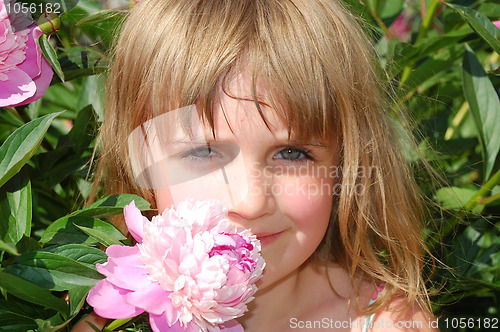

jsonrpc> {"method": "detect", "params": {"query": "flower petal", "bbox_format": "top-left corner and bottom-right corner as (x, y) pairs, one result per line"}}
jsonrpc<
(124, 201), (146, 243)
(220, 320), (244, 332)
(124, 281), (174, 316)
(98, 245), (150, 290)
(87, 279), (144, 319)
(16, 24), (42, 78)
(0, 68), (35, 107)
(13, 27), (53, 106)
(12, 55), (53, 107)
(150, 313), (186, 332)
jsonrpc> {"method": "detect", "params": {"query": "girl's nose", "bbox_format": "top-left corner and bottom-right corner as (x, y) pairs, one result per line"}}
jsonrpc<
(228, 160), (275, 221)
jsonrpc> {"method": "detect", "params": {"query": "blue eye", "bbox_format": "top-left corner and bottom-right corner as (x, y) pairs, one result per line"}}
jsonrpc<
(274, 147), (312, 162)
(180, 146), (219, 161)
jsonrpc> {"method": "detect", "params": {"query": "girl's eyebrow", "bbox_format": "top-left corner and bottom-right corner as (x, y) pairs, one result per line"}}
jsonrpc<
(167, 138), (209, 144)
(286, 139), (328, 148)
(165, 135), (329, 148)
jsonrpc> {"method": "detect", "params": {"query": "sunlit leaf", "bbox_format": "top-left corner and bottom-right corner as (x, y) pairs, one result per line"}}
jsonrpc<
(0, 239), (18, 256)
(446, 3), (500, 55)
(0, 112), (63, 188)
(68, 286), (92, 317)
(76, 194), (152, 218)
(38, 35), (65, 82)
(4, 245), (106, 291)
(463, 45), (500, 179)
(75, 224), (124, 247)
(405, 44), (465, 91)
(0, 170), (32, 244)
(436, 186), (484, 213)
(40, 216), (126, 246)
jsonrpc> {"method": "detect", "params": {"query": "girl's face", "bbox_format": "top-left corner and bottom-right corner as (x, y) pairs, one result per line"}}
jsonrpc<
(155, 73), (339, 289)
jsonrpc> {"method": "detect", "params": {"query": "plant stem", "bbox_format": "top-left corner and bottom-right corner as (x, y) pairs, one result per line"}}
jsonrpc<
(103, 318), (134, 332)
(444, 101), (469, 140)
(428, 169), (500, 250)
(464, 169), (500, 210)
(361, 0), (394, 39)
(416, 0), (441, 42)
(400, 0), (443, 85)
(478, 192), (500, 205)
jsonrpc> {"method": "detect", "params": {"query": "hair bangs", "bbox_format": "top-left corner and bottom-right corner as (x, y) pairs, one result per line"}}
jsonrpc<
(123, 0), (346, 143)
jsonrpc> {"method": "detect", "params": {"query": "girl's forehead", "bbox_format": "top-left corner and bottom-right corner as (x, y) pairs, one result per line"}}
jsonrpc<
(217, 69), (272, 110)
(211, 102), (288, 142)
(209, 71), (287, 138)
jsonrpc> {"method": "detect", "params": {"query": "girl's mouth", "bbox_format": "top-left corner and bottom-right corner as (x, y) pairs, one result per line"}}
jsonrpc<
(255, 230), (285, 246)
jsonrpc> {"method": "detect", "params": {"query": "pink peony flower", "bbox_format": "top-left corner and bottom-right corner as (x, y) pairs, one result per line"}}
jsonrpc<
(493, 20), (500, 30)
(87, 199), (265, 332)
(0, 0), (53, 108)
(388, 11), (415, 42)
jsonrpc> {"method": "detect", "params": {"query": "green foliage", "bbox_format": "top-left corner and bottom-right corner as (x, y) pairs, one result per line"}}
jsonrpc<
(462, 44), (500, 179)
(0, 0), (499, 331)
(353, 0), (500, 327)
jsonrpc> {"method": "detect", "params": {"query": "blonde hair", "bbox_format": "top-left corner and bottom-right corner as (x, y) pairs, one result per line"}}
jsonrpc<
(94, 0), (432, 315)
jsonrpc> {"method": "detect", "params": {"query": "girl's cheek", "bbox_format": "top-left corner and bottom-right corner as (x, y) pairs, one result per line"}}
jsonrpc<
(273, 176), (334, 223)
(155, 189), (174, 213)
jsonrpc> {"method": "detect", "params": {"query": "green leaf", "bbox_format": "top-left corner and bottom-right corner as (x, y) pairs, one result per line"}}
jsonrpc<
(0, 112), (63, 188)
(0, 298), (51, 331)
(40, 216), (126, 246)
(403, 27), (473, 66)
(467, 243), (500, 281)
(0, 239), (18, 256)
(87, 321), (103, 332)
(35, 311), (71, 332)
(74, 10), (126, 48)
(0, 272), (68, 314)
(38, 34), (65, 82)
(103, 318), (135, 332)
(436, 186), (484, 213)
(0, 170), (32, 244)
(38, 196), (150, 238)
(68, 286), (91, 317)
(0, 107), (25, 127)
(405, 43), (465, 91)
(463, 45), (500, 179)
(376, 0), (404, 20)
(4, 245), (106, 291)
(42, 244), (108, 268)
(77, 76), (106, 122)
(446, 4), (500, 55)
(478, 2), (500, 19)
(76, 194), (152, 218)
(42, 154), (90, 188)
(69, 104), (98, 153)
(57, 47), (109, 81)
(42, 82), (79, 113)
(27, 98), (42, 120)
(15, 235), (41, 254)
(75, 224), (124, 247)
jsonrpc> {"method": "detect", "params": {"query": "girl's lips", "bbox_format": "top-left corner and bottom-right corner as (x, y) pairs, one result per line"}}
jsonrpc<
(255, 231), (285, 246)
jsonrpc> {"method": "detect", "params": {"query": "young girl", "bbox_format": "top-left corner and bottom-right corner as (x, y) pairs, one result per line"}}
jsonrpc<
(74, 0), (436, 330)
